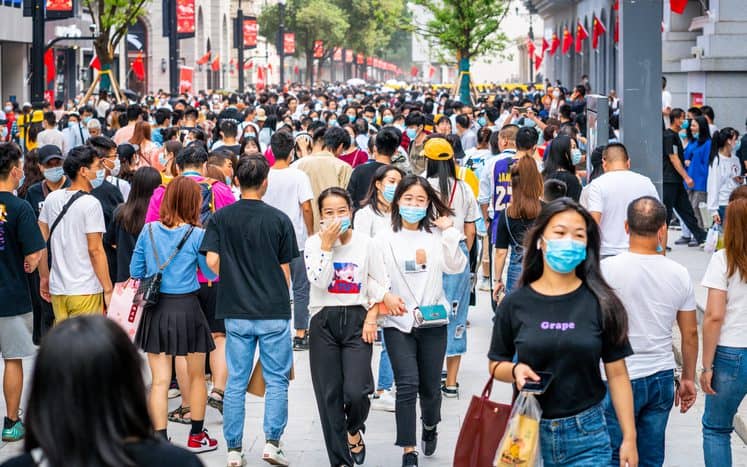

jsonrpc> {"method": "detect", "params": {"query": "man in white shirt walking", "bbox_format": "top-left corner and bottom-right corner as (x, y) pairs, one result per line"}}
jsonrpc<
(581, 143), (660, 258)
(36, 112), (64, 151)
(601, 196), (698, 467)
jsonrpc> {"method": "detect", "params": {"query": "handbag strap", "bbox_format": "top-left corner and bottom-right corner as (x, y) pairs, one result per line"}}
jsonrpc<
(387, 241), (425, 307)
(148, 223), (195, 272)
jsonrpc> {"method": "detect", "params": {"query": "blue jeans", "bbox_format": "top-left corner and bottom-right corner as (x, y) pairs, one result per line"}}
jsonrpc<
(540, 404), (612, 466)
(505, 246), (523, 294)
(377, 335), (393, 391)
(702, 346), (747, 467)
(223, 318), (293, 449)
(603, 369), (674, 467)
(444, 242), (471, 356)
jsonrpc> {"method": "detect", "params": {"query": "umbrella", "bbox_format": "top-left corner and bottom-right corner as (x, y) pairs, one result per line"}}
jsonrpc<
(121, 88), (140, 101)
(346, 78), (366, 86)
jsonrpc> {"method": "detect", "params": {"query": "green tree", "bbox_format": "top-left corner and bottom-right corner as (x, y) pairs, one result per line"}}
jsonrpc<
(259, 0), (348, 85)
(83, 0), (148, 91)
(412, 0), (511, 102)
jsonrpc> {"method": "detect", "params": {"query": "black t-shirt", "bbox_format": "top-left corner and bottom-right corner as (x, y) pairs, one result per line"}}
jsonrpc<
(488, 283), (633, 419)
(663, 129), (685, 183)
(494, 214), (535, 250)
(105, 206), (139, 283)
(544, 171), (582, 202)
(220, 144), (241, 156)
(92, 180), (125, 283)
(0, 192), (46, 317)
(200, 199), (298, 320)
(737, 134), (747, 176)
(348, 161), (386, 210)
(0, 438), (204, 467)
(24, 178), (72, 219)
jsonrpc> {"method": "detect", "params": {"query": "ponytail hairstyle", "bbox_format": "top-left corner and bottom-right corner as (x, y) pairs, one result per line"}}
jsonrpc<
(709, 127), (739, 167)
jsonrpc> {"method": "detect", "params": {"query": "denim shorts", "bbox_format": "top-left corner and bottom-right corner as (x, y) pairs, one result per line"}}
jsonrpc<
(443, 242), (471, 356)
(540, 403), (612, 466)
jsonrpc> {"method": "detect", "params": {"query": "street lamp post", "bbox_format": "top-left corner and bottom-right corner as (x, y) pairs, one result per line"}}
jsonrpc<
(168, 0), (179, 95)
(528, 14), (534, 83)
(30, 0), (46, 107)
(278, 0), (285, 88)
(237, 0), (245, 92)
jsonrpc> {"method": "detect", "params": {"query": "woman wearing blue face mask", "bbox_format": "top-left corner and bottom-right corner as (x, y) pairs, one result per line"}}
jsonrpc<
(369, 175), (467, 467)
(489, 198), (637, 467)
(354, 165), (404, 237)
(304, 186), (399, 467)
(542, 134), (583, 202)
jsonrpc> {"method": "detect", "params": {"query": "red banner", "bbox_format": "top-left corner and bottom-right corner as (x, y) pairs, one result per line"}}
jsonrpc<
(356, 53), (364, 65)
(46, 0), (73, 19)
(345, 49), (353, 63)
(176, 0), (195, 37)
(243, 17), (258, 48)
(179, 66), (193, 94)
(283, 33), (295, 55)
(366, 56), (373, 66)
(333, 47), (342, 61)
(313, 40), (324, 58)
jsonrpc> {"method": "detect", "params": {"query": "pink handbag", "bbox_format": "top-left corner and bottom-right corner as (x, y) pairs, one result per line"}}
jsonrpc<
(107, 279), (144, 341)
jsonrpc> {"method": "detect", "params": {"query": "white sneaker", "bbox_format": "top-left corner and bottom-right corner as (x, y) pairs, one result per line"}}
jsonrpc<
(167, 388), (181, 399)
(262, 442), (289, 466)
(478, 277), (491, 291)
(371, 389), (396, 412)
(227, 450), (245, 467)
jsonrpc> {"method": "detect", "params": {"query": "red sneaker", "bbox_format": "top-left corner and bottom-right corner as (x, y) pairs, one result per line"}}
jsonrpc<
(187, 429), (218, 453)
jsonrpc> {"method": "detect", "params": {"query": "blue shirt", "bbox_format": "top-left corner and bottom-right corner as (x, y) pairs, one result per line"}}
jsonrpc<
(130, 222), (216, 294)
(684, 139), (711, 192)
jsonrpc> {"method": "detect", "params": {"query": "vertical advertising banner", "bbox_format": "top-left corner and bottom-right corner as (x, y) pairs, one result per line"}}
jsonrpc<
(313, 40), (324, 59)
(333, 47), (342, 62)
(243, 16), (258, 48)
(45, 0), (73, 19)
(283, 32), (295, 55)
(176, 0), (195, 38)
(356, 53), (364, 65)
(179, 66), (193, 94)
(344, 49), (353, 63)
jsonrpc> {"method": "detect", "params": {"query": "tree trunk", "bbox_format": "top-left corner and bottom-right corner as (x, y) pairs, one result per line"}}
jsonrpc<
(458, 52), (471, 104)
(305, 49), (313, 87)
(93, 35), (114, 92)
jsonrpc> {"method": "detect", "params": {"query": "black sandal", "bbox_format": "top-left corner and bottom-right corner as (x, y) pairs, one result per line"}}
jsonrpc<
(348, 431), (366, 465)
(167, 405), (191, 424)
(207, 389), (224, 414)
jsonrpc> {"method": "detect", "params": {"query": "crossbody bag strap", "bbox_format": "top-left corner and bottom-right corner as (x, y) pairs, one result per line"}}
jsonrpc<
(387, 241), (425, 307)
(505, 215), (520, 248)
(448, 179), (458, 208)
(49, 191), (88, 240)
(148, 224), (195, 272)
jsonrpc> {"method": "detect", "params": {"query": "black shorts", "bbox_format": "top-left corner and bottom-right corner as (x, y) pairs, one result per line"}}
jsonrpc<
(198, 282), (225, 334)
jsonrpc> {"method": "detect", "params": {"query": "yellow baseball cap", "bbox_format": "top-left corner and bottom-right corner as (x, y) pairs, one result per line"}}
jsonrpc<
(423, 137), (454, 161)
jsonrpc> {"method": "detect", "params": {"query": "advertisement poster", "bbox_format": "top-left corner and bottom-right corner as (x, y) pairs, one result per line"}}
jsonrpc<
(179, 66), (193, 94)
(283, 32), (295, 55)
(313, 40), (324, 59)
(46, 0), (73, 19)
(243, 16), (257, 48)
(176, 0), (195, 38)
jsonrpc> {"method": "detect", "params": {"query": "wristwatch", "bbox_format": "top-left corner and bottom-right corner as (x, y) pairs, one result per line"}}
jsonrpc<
(701, 367), (713, 373)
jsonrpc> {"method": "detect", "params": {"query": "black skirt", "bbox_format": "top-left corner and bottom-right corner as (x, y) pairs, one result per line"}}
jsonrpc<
(136, 292), (216, 356)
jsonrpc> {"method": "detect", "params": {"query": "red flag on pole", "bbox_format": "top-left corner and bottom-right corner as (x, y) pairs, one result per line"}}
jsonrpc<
(410, 65), (418, 77)
(196, 51), (211, 65)
(89, 54), (101, 71)
(541, 37), (550, 56)
(527, 37), (536, 57)
(592, 15), (606, 49)
(562, 27), (573, 55)
(550, 32), (560, 55)
(244, 60), (253, 70)
(534, 53), (543, 70)
(132, 52), (145, 80)
(671, 0), (687, 14)
(613, 0), (619, 10)
(211, 55), (220, 72)
(575, 22), (589, 54)
(44, 49), (56, 84)
(614, 17), (619, 44)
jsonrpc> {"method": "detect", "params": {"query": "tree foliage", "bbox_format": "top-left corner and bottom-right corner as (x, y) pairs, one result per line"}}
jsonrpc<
(84, 0), (148, 63)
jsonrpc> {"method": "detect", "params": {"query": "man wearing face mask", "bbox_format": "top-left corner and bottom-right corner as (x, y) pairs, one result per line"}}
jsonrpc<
(35, 113), (64, 152)
(61, 112), (89, 155)
(405, 112), (428, 175)
(38, 145), (112, 322)
(580, 143), (660, 259)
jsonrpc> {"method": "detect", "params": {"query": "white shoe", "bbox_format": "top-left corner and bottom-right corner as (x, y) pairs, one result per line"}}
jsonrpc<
(371, 389), (396, 412)
(227, 450), (246, 466)
(262, 442), (289, 466)
(478, 277), (491, 291)
(167, 388), (181, 399)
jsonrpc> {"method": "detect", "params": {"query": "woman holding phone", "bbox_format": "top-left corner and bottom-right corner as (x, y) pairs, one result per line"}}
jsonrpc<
(488, 198), (638, 467)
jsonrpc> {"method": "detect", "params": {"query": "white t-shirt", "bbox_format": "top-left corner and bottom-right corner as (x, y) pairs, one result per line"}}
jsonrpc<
(353, 204), (391, 239)
(581, 170), (659, 256)
(106, 176), (131, 201)
(701, 250), (747, 347)
(601, 252), (696, 380)
(263, 167), (314, 250)
(427, 177), (479, 237)
(39, 189), (107, 295)
(706, 155), (741, 214)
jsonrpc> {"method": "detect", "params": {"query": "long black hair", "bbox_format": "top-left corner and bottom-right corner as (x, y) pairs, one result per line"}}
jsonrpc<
(24, 316), (154, 466)
(114, 166), (162, 236)
(687, 115), (711, 145)
(709, 127), (739, 167)
(425, 156), (458, 206)
(519, 198), (629, 345)
(361, 164), (404, 216)
(542, 134), (575, 176)
(391, 175), (453, 233)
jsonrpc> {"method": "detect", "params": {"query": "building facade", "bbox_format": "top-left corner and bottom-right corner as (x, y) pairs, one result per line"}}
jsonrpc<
(0, 0), (32, 104)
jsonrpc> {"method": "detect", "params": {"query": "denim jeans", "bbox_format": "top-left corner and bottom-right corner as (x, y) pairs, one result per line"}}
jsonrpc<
(377, 335), (394, 391)
(702, 346), (747, 467)
(505, 246), (523, 294)
(603, 369), (674, 467)
(223, 318), (293, 449)
(540, 403), (612, 467)
(444, 242), (471, 356)
(290, 254), (310, 331)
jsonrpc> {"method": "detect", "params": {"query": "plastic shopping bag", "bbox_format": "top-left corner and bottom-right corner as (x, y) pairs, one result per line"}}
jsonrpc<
(495, 392), (542, 467)
(106, 279), (144, 341)
(704, 225), (721, 254)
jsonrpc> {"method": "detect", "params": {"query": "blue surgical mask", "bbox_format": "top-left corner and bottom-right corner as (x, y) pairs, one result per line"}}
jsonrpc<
(83, 116), (92, 124)
(350, 135), (355, 147)
(382, 115), (394, 124)
(571, 148), (582, 165)
(90, 168), (106, 189)
(399, 205), (427, 224)
(542, 237), (587, 274)
(679, 130), (688, 139)
(110, 158), (121, 177)
(348, 115), (356, 123)
(159, 152), (169, 167)
(524, 118), (536, 128)
(681, 119), (690, 130)
(406, 128), (417, 140)
(735, 139), (742, 153)
(225, 176), (232, 186)
(382, 184), (396, 203)
(477, 117), (487, 127)
(338, 216), (351, 234)
(68, 121), (77, 128)
(17, 173), (25, 189)
(43, 166), (64, 183)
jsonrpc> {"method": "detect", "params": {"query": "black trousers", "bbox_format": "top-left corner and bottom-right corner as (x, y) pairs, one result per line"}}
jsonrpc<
(309, 306), (373, 467)
(663, 182), (706, 243)
(384, 325), (447, 447)
(27, 271), (54, 345)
